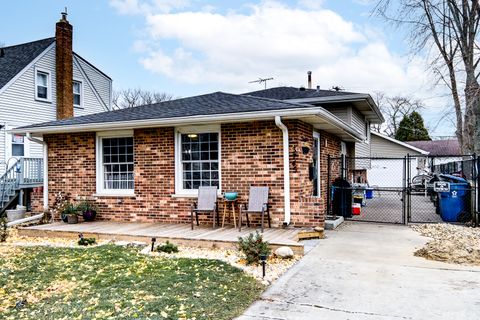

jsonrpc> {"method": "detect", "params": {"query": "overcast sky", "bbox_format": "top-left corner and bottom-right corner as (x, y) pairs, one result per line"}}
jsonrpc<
(0, 0), (456, 137)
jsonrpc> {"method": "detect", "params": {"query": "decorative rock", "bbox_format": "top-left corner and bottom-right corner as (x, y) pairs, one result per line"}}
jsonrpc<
(274, 246), (294, 259)
(314, 226), (324, 232)
(114, 240), (146, 248)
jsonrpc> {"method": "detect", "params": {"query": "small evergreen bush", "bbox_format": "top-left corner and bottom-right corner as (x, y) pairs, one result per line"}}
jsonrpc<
(156, 241), (179, 254)
(237, 231), (271, 265)
(78, 234), (96, 246)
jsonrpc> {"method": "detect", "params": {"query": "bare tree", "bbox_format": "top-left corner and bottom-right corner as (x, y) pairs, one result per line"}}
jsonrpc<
(371, 92), (425, 137)
(375, 0), (480, 154)
(112, 88), (174, 109)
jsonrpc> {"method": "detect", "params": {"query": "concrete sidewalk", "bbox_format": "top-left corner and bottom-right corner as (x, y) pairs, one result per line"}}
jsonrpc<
(238, 222), (480, 320)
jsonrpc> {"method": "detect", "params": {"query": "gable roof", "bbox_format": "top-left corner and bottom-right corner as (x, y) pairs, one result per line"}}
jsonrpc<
(407, 139), (460, 156)
(0, 37), (55, 90)
(12, 91), (364, 141)
(371, 131), (429, 155)
(244, 86), (356, 100)
(243, 86), (384, 124)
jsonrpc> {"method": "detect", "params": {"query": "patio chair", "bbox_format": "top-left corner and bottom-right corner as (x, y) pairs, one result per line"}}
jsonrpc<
(239, 186), (270, 232)
(191, 186), (219, 230)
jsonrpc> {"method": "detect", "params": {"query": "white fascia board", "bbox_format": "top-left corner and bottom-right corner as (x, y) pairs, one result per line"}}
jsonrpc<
(12, 106), (324, 135)
(0, 42), (55, 95)
(370, 131), (430, 154)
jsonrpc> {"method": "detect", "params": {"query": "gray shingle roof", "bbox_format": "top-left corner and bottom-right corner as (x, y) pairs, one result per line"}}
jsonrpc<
(18, 92), (316, 130)
(407, 139), (460, 156)
(0, 38), (55, 90)
(243, 86), (358, 100)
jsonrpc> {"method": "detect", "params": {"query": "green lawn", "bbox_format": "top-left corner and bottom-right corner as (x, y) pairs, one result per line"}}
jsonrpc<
(0, 244), (264, 320)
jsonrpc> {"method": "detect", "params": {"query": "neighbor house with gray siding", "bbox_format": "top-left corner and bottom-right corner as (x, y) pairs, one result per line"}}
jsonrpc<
(0, 13), (111, 214)
(0, 14), (111, 173)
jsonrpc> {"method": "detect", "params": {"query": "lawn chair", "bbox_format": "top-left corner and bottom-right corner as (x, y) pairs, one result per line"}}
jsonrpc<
(191, 186), (219, 230)
(239, 186), (270, 232)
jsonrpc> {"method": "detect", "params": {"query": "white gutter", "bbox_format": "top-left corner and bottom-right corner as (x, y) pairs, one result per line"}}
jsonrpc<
(26, 133), (48, 212)
(275, 116), (291, 226)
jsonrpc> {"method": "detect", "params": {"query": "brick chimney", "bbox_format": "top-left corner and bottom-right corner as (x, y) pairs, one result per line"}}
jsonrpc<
(55, 10), (74, 120)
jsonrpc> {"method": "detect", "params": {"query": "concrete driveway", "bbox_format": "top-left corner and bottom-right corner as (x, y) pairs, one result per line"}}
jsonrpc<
(238, 222), (480, 320)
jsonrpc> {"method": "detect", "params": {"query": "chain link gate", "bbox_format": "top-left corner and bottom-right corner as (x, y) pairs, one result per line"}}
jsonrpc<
(327, 154), (479, 226)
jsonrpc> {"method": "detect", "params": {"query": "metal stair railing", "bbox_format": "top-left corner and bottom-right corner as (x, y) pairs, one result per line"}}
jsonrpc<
(0, 158), (44, 214)
(1, 158), (21, 214)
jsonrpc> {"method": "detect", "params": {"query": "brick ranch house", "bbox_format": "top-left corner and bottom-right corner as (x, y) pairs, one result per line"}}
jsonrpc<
(13, 86), (383, 228)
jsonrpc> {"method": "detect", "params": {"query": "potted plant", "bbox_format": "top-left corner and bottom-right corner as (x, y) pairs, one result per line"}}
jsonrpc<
(62, 202), (79, 224)
(78, 200), (97, 222)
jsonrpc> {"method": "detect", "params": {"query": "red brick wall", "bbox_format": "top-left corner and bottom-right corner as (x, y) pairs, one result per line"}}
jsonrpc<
(43, 120), (342, 227)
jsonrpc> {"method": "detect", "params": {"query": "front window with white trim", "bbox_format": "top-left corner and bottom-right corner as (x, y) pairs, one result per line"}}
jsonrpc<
(73, 80), (82, 107)
(35, 69), (51, 101)
(175, 126), (220, 195)
(97, 132), (134, 195)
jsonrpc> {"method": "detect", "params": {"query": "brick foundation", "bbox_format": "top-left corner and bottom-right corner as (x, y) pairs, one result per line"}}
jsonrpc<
(42, 120), (342, 227)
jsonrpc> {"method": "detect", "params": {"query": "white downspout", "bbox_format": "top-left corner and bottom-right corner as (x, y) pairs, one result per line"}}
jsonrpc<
(275, 116), (291, 226)
(26, 133), (48, 212)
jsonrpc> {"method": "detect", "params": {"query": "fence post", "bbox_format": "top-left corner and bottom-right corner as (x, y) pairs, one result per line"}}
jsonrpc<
(403, 156), (407, 225)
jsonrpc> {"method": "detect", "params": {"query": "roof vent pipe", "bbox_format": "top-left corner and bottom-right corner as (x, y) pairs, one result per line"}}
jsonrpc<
(0, 48), (4, 58)
(316, 85), (320, 92)
(307, 71), (312, 89)
(275, 116), (291, 226)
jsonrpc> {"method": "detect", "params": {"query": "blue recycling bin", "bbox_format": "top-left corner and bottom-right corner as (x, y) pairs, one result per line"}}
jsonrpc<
(438, 179), (470, 222)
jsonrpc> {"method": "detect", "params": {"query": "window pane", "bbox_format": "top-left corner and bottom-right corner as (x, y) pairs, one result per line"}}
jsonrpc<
(37, 86), (47, 99)
(73, 94), (81, 106)
(12, 144), (24, 157)
(180, 132), (219, 190)
(102, 137), (134, 190)
(73, 82), (81, 94)
(37, 72), (47, 86)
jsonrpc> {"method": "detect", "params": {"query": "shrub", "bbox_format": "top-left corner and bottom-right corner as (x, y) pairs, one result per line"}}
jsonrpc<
(77, 199), (97, 213)
(237, 231), (271, 265)
(0, 216), (7, 242)
(156, 241), (179, 254)
(78, 236), (96, 246)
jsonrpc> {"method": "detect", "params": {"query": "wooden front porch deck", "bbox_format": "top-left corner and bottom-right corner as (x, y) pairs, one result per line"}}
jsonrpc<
(18, 221), (307, 255)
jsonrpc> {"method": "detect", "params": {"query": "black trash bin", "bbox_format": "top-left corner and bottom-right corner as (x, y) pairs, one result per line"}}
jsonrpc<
(332, 178), (352, 218)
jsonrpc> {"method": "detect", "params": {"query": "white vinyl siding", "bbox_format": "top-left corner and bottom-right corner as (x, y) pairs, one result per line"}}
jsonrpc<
(371, 134), (424, 157)
(351, 108), (366, 136)
(75, 55), (111, 110)
(323, 105), (349, 123)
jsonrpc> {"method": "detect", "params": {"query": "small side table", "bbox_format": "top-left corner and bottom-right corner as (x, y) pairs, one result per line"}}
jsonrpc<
(222, 199), (238, 228)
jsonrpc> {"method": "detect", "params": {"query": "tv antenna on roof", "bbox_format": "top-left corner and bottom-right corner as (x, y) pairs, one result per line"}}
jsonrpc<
(249, 77), (274, 89)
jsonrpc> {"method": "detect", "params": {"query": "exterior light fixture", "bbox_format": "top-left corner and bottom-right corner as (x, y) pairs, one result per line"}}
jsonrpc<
(187, 134), (198, 138)
(151, 237), (156, 252)
(260, 254), (267, 278)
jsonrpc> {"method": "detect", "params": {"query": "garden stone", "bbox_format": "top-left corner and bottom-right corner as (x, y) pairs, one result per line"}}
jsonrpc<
(275, 246), (294, 259)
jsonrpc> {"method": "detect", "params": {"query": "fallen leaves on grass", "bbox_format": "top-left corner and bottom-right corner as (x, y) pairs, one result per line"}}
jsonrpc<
(412, 224), (480, 265)
(0, 244), (263, 320)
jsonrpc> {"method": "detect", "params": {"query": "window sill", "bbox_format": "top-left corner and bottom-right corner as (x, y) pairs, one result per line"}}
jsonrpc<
(93, 193), (136, 198)
(74, 105), (84, 109)
(171, 193), (223, 199)
(171, 194), (197, 198)
(35, 98), (52, 103)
